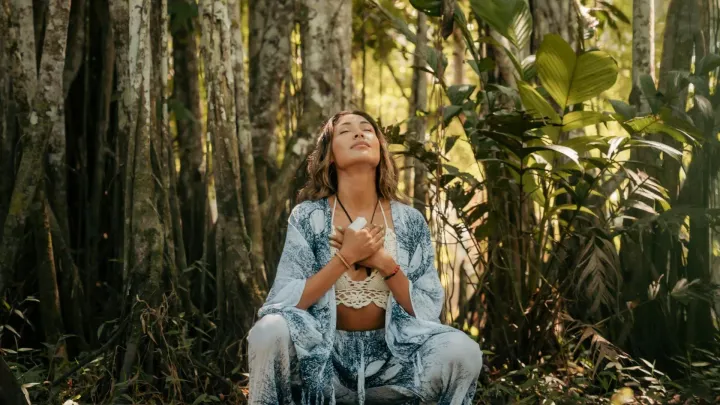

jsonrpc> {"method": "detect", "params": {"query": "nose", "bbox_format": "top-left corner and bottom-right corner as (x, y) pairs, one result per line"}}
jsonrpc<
(354, 132), (365, 139)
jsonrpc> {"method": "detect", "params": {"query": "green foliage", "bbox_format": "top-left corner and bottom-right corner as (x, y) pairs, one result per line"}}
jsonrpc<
(536, 34), (618, 111)
(396, 2), (719, 399)
(408, 0), (441, 17)
(469, 0), (533, 49)
(368, 0), (447, 74)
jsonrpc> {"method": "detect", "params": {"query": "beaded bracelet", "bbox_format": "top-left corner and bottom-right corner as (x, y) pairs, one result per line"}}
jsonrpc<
(383, 264), (400, 281)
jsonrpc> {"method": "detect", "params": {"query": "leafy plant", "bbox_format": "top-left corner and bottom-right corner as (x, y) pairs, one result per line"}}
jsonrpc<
(381, 1), (718, 396)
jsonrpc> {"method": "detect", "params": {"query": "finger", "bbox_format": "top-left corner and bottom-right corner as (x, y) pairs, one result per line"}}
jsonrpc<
(329, 233), (343, 243)
(336, 226), (345, 235)
(359, 228), (372, 239)
(330, 241), (341, 249)
(368, 224), (382, 237)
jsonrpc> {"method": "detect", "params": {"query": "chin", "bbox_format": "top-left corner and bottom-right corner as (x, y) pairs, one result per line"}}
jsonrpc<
(339, 157), (380, 170)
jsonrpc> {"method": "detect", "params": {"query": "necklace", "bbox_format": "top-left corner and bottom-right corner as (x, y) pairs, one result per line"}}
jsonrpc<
(336, 195), (379, 276)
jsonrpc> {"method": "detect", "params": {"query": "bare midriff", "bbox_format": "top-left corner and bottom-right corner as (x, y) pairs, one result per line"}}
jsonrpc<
(336, 304), (385, 331)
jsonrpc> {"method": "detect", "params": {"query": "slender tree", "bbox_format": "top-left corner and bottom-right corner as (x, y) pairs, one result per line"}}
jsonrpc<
(406, 11), (429, 211)
(0, 0), (72, 293)
(109, 0), (167, 383)
(0, 0), (12, 232)
(249, 0), (295, 204)
(630, 0), (655, 112)
(229, 0), (266, 289)
(171, 0), (207, 268)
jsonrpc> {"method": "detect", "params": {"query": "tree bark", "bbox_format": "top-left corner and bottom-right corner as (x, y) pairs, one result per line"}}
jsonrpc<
(490, 30), (519, 88)
(170, 0), (207, 268)
(0, 0), (13, 232)
(111, 0), (166, 382)
(0, 0), (71, 294)
(680, 0), (715, 348)
(407, 11), (429, 211)
(48, 0), (88, 259)
(200, 0), (263, 338)
(85, 0), (114, 333)
(229, 0), (267, 290)
(630, 0), (655, 112)
(109, 0), (133, 285)
(620, 0), (659, 355)
(32, 182), (67, 369)
(63, 0), (86, 98)
(531, 0), (579, 52)
(248, 0), (294, 204)
(48, 203), (87, 351)
(152, 0), (194, 317)
(263, 0), (353, 221)
(654, 0), (695, 202)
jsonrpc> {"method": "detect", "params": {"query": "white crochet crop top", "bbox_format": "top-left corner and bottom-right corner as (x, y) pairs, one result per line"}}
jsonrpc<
(329, 198), (397, 309)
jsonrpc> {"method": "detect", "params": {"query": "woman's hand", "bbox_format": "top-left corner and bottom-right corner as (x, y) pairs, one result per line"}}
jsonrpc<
(331, 224), (384, 264)
(356, 248), (393, 275)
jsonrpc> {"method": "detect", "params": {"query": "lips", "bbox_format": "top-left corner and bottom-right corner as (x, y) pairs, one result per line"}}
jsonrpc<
(352, 141), (371, 149)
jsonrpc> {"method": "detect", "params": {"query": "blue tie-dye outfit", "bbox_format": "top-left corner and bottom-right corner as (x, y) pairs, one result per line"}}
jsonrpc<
(248, 198), (482, 404)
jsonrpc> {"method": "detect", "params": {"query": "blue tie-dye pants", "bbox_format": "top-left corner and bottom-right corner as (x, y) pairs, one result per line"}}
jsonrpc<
(248, 314), (482, 405)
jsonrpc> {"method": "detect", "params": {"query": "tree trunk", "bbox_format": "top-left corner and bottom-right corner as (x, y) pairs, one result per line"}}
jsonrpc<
(110, 0), (133, 285)
(407, 11), (429, 212)
(63, 0), (86, 98)
(32, 182), (67, 371)
(0, 0), (71, 294)
(170, 0), (207, 269)
(655, 0), (696, 201)
(531, 0), (579, 51)
(680, 0), (715, 348)
(111, 0), (166, 383)
(46, 64), (71, 265)
(152, 0), (193, 318)
(264, 0), (353, 221)
(229, 0), (267, 290)
(630, 0), (655, 111)
(48, 203), (87, 351)
(84, 0), (114, 339)
(490, 30), (519, 88)
(0, 0), (13, 232)
(248, 0), (294, 204)
(620, 0), (659, 354)
(199, 0), (263, 339)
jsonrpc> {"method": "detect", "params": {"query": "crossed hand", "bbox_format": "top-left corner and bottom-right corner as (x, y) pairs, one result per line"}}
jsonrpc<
(329, 224), (389, 271)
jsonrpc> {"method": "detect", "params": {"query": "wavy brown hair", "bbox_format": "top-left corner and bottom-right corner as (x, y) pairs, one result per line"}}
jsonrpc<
(298, 111), (402, 202)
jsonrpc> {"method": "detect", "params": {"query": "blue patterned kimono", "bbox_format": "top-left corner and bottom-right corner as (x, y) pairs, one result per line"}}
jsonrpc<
(254, 198), (478, 404)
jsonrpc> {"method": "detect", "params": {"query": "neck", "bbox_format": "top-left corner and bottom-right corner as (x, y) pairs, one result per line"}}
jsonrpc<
(336, 168), (379, 211)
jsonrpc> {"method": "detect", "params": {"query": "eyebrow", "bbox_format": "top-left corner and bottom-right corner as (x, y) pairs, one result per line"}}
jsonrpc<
(339, 121), (372, 127)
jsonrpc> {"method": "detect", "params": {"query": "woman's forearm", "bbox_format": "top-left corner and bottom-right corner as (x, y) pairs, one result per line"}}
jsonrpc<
(378, 256), (415, 316)
(296, 255), (349, 310)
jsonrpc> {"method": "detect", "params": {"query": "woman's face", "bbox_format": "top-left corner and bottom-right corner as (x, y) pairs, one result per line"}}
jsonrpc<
(330, 114), (381, 170)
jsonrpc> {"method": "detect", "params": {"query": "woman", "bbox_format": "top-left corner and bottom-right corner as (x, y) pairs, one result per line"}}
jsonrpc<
(248, 111), (482, 404)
